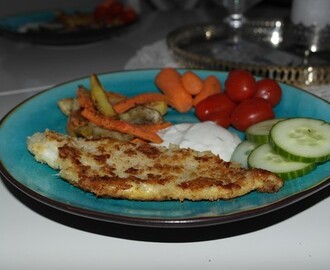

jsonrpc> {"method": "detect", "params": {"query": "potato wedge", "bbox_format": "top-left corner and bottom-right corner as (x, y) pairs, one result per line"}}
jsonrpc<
(58, 98), (80, 116)
(90, 74), (117, 117)
(119, 105), (163, 124)
(145, 100), (168, 116)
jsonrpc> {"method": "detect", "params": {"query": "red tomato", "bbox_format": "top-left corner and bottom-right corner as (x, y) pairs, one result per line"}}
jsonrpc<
(120, 8), (137, 24)
(254, 78), (282, 107)
(231, 98), (275, 131)
(225, 70), (257, 102)
(195, 93), (237, 121)
(94, 6), (108, 21)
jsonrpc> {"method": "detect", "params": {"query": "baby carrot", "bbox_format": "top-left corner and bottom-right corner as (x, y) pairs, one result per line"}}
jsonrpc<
(113, 93), (168, 114)
(155, 67), (193, 113)
(193, 75), (222, 106)
(181, 71), (203, 95)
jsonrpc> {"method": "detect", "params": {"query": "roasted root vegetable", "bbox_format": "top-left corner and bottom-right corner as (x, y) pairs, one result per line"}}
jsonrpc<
(80, 108), (165, 143)
(113, 93), (167, 114)
(75, 82), (171, 143)
(145, 100), (168, 116)
(90, 73), (117, 117)
(58, 98), (80, 116)
(119, 106), (163, 125)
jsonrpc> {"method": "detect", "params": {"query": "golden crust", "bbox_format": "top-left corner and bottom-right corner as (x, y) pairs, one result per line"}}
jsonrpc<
(27, 130), (284, 201)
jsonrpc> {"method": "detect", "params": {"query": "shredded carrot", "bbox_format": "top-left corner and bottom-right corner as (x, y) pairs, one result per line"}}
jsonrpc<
(81, 109), (164, 143)
(155, 67), (193, 113)
(193, 75), (222, 106)
(181, 71), (203, 95)
(113, 93), (168, 114)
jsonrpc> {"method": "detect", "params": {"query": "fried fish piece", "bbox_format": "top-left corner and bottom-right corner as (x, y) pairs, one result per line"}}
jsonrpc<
(27, 130), (283, 201)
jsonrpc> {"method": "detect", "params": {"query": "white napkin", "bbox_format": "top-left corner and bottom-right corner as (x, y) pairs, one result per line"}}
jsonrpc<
(124, 39), (330, 102)
(124, 39), (179, 69)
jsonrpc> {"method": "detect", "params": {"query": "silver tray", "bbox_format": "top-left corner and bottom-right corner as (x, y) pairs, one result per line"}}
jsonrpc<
(167, 19), (330, 87)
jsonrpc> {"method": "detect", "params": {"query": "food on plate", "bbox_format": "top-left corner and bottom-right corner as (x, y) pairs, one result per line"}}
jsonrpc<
(185, 69), (281, 130)
(27, 130), (283, 201)
(58, 74), (171, 143)
(194, 93), (236, 128)
(157, 121), (241, 162)
(78, 88), (169, 144)
(155, 67), (193, 113)
(180, 71), (204, 95)
(93, 0), (137, 25)
(230, 98), (275, 131)
(193, 75), (222, 106)
(28, 70), (294, 201)
(248, 144), (317, 180)
(231, 118), (330, 179)
(254, 78), (282, 107)
(90, 73), (117, 117)
(269, 118), (330, 163)
(113, 93), (167, 114)
(231, 140), (257, 169)
(246, 118), (284, 144)
(19, 0), (137, 34)
(224, 70), (257, 102)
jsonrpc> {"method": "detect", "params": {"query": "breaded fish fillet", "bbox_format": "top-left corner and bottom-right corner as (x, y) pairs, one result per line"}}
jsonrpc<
(27, 130), (283, 201)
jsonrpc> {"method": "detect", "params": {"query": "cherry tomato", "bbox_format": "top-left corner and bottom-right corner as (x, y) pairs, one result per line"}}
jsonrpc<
(120, 8), (137, 24)
(94, 6), (108, 21)
(225, 70), (257, 102)
(231, 98), (275, 131)
(254, 78), (282, 107)
(195, 93), (237, 121)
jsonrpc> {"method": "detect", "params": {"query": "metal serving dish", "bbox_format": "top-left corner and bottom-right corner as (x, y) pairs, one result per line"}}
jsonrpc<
(167, 19), (330, 87)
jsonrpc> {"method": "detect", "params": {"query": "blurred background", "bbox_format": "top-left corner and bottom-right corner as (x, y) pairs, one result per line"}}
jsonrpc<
(0, 0), (292, 17)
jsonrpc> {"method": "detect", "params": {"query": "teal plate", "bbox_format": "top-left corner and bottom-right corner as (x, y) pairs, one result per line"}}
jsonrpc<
(1, 69), (329, 228)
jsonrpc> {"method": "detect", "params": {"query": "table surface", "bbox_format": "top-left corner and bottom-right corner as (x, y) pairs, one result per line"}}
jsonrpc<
(1, 7), (330, 270)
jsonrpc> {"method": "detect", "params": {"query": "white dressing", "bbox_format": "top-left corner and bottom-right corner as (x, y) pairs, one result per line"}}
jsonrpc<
(157, 121), (241, 161)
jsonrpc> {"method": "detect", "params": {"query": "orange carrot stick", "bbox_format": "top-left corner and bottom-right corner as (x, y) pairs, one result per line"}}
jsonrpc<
(181, 71), (203, 95)
(130, 138), (148, 144)
(138, 122), (172, 132)
(81, 109), (164, 143)
(77, 86), (166, 143)
(155, 67), (193, 113)
(113, 93), (168, 114)
(193, 75), (222, 106)
(77, 86), (95, 111)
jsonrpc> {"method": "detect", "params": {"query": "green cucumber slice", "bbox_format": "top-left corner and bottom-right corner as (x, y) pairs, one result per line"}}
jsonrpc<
(248, 144), (316, 180)
(246, 118), (284, 144)
(231, 140), (257, 168)
(270, 118), (330, 163)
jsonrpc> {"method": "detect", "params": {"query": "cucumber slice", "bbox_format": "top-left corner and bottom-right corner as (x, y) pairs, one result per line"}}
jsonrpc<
(246, 118), (284, 144)
(248, 144), (316, 180)
(270, 118), (330, 163)
(231, 140), (257, 168)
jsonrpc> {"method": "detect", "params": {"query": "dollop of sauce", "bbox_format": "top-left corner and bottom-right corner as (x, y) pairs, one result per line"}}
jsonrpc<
(157, 121), (241, 161)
